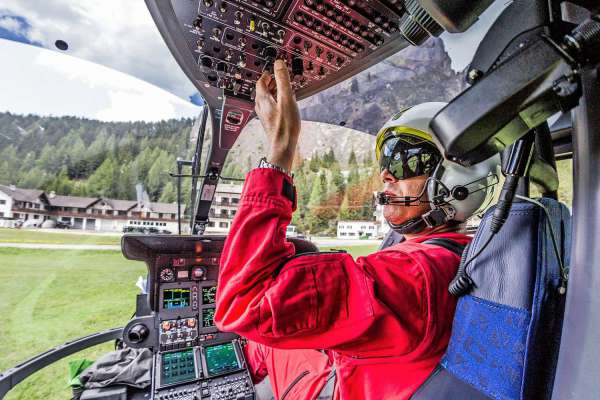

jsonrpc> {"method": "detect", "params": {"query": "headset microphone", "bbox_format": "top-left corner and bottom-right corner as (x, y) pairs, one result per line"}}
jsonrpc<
(376, 192), (427, 206)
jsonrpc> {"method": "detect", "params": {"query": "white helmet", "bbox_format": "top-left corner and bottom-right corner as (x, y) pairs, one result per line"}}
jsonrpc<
(375, 102), (500, 233)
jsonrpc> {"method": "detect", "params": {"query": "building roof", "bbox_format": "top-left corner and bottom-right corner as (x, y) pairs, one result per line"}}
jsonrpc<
(100, 198), (137, 211)
(148, 202), (182, 215)
(1, 185), (186, 215)
(0, 185), (44, 203)
(47, 194), (100, 208)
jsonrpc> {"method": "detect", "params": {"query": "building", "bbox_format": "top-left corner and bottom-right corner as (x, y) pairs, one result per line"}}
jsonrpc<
(0, 185), (182, 232)
(337, 220), (378, 239)
(373, 192), (391, 238)
(0, 183), (244, 234)
(206, 182), (242, 234)
(0, 185), (46, 227)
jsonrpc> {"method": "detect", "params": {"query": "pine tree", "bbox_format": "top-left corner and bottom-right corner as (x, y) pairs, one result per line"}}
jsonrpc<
(45, 167), (73, 195)
(0, 161), (11, 184)
(322, 148), (335, 167)
(348, 149), (358, 167)
(348, 164), (360, 186)
(159, 181), (177, 203)
(309, 151), (321, 172)
(87, 156), (118, 198)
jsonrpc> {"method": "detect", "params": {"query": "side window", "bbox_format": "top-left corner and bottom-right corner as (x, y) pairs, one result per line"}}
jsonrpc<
(467, 157), (573, 231)
(556, 158), (573, 208)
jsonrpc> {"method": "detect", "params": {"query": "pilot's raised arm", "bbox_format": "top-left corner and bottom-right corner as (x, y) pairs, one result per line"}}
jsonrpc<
(214, 59), (498, 399)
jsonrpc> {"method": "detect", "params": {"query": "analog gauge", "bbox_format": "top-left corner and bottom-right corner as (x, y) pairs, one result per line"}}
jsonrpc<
(191, 266), (207, 280)
(160, 267), (175, 282)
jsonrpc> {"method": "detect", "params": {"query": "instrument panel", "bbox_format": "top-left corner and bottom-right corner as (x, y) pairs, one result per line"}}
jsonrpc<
(121, 235), (255, 400)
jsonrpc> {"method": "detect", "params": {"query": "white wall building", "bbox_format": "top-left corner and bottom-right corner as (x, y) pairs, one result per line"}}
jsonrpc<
(337, 220), (378, 239)
(373, 192), (391, 238)
(206, 182), (242, 234)
(0, 185), (47, 227)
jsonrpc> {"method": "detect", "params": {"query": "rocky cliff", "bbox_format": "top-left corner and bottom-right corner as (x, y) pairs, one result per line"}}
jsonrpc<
(299, 37), (466, 135)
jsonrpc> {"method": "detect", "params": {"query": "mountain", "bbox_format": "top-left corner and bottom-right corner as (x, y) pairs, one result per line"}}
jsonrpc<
(299, 38), (466, 134)
(222, 119), (376, 169)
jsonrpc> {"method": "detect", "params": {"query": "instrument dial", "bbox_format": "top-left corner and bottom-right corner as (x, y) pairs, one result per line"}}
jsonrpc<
(160, 267), (175, 282)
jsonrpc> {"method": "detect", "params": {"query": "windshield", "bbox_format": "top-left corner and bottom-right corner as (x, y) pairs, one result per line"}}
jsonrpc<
(0, 2), (574, 399)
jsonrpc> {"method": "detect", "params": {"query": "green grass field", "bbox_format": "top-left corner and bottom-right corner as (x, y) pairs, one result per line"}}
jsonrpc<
(319, 244), (377, 258)
(0, 249), (145, 400)
(0, 228), (120, 245)
(0, 244), (377, 399)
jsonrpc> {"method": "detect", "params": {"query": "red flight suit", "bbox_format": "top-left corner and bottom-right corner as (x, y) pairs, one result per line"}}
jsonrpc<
(215, 168), (470, 399)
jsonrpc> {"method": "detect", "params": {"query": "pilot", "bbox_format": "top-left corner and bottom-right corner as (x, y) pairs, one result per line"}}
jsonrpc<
(215, 59), (499, 399)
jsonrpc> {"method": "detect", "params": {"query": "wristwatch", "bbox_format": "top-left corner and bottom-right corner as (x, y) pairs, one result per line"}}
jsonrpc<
(258, 157), (293, 178)
(257, 157), (297, 205)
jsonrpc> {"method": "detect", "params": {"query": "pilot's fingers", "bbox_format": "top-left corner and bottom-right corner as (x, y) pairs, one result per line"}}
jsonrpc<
(273, 59), (293, 105)
(267, 76), (276, 94)
(255, 72), (270, 99)
(255, 72), (275, 110)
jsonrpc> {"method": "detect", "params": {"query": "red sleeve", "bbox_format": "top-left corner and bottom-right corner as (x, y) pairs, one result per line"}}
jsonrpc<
(243, 340), (269, 384)
(215, 168), (425, 354)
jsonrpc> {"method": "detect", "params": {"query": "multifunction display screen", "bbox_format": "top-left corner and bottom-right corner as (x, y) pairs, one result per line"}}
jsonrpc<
(202, 308), (216, 328)
(205, 342), (241, 377)
(163, 288), (191, 309)
(161, 349), (196, 386)
(202, 286), (216, 305)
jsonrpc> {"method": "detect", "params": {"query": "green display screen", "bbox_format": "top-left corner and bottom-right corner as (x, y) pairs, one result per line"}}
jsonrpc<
(161, 349), (196, 386)
(202, 308), (215, 328)
(202, 286), (216, 304)
(205, 342), (241, 376)
(163, 288), (190, 309)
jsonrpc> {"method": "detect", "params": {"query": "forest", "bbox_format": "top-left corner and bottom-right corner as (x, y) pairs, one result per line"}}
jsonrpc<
(0, 112), (380, 234)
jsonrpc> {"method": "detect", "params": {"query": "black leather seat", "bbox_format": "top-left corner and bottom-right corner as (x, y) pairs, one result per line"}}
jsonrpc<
(288, 237), (319, 255)
(412, 198), (571, 400)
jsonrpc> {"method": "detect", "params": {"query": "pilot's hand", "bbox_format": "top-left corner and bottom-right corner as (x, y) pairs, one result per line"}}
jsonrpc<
(255, 59), (301, 172)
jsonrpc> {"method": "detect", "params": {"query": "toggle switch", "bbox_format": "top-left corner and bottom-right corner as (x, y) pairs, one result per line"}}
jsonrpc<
(292, 57), (304, 76)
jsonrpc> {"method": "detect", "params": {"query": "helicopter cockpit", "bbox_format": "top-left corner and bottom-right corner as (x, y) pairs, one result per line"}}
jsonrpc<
(1, 0), (600, 399)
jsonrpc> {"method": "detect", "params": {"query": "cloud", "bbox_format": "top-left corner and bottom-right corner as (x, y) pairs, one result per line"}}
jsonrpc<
(0, 13), (42, 45)
(0, 1), (196, 99)
(0, 38), (201, 122)
(0, 15), (23, 32)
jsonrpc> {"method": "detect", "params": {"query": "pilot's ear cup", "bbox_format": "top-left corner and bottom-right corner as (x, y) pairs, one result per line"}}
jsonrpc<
(288, 238), (318, 255)
(427, 161), (446, 204)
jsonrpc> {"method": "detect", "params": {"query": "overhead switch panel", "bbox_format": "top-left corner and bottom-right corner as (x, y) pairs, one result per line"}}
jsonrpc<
(149, 0), (414, 104)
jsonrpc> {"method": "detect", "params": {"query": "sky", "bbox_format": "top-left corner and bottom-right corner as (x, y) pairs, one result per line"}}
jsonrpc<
(0, 39), (201, 122)
(0, 0), (508, 122)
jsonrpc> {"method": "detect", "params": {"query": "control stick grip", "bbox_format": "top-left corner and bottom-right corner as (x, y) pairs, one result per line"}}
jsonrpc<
(128, 324), (149, 343)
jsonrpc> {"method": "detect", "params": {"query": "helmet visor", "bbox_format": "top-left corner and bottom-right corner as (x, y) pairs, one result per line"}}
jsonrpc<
(379, 136), (442, 180)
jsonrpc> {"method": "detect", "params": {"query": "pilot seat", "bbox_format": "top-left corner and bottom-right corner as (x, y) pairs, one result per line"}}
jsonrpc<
(412, 195), (572, 400)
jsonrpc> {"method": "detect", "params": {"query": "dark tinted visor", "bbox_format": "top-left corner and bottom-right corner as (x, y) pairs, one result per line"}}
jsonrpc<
(379, 137), (442, 180)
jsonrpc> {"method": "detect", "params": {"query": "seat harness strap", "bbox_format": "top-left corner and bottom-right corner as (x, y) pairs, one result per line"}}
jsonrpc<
(422, 238), (465, 257)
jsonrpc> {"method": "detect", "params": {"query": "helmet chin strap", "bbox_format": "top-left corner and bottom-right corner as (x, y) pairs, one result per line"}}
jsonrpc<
(386, 207), (453, 234)
(387, 216), (428, 234)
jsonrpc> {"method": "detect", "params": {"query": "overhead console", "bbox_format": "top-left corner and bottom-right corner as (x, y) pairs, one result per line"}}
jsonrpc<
(149, 0), (410, 106)
(121, 235), (254, 400)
